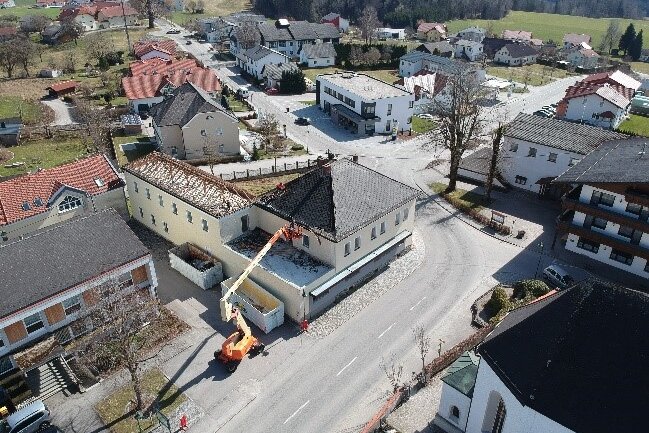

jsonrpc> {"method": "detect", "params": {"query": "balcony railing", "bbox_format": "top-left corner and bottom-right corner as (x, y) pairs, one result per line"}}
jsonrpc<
(625, 188), (649, 208)
(557, 220), (649, 261)
(562, 197), (649, 233)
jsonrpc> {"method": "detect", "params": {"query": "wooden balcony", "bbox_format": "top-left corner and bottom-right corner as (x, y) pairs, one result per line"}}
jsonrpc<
(557, 220), (649, 261)
(562, 197), (649, 233)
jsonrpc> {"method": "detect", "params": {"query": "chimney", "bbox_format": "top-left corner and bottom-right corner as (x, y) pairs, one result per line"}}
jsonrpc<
(322, 164), (332, 176)
(352, 155), (358, 163)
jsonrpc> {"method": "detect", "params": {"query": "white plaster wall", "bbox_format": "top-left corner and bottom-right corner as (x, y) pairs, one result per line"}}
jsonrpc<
(466, 360), (576, 433)
(182, 111), (240, 158)
(131, 96), (164, 112)
(399, 59), (422, 77)
(438, 383), (472, 431)
(373, 95), (415, 133)
(249, 51), (289, 78)
(564, 95), (624, 128)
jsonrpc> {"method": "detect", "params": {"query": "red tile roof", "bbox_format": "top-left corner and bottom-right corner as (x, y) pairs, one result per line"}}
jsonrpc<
(46, 80), (78, 92)
(0, 154), (122, 226)
(582, 70), (641, 91)
(129, 58), (197, 76)
(133, 39), (177, 59)
(563, 82), (632, 108)
(122, 67), (221, 99)
(122, 74), (165, 99)
(97, 4), (138, 19)
(417, 22), (446, 34)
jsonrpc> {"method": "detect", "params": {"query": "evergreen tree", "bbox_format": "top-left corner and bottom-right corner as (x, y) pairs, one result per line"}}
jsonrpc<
(279, 69), (307, 94)
(631, 30), (643, 61)
(619, 23), (636, 55)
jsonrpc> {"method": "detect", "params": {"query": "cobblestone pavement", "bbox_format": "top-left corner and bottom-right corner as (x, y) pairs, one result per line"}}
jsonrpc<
(307, 230), (425, 339)
(386, 374), (446, 433)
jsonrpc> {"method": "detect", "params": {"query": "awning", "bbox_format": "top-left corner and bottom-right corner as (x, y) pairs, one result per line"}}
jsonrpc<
(536, 176), (556, 185)
(331, 104), (379, 124)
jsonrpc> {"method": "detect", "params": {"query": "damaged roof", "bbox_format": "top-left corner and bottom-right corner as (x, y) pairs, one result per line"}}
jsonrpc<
(124, 152), (253, 218)
(255, 158), (420, 241)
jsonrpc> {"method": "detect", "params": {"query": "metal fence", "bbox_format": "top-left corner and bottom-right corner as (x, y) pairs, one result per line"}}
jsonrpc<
(220, 158), (320, 181)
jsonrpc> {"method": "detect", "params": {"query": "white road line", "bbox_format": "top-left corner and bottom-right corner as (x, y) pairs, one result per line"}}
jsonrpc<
(378, 323), (396, 339)
(336, 357), (358, 377)
(409, 296), (427, 311)
(283, 400), (310, 424)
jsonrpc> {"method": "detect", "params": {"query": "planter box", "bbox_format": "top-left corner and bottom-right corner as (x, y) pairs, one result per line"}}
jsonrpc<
(220, 277), (284, 333)
(169, 243), (223, 290)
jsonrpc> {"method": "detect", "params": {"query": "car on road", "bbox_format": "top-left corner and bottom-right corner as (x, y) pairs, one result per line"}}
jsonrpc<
(237, 88), (250, 99)
(543, 265), (575, 289)
(0, 400), (51, 433)
(185, 40), (192, 45)
(265, 88), (279, 95)
(166, 29), (181, 34)
(295, 117), (310, 126)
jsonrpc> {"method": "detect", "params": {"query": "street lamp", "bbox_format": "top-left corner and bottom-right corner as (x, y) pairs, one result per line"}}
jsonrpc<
(534, 241), (544, 278)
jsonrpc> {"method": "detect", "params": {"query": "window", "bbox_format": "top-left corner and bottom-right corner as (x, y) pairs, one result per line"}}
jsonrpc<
(569, 157), (580, 166)
(133, 182), (139, 193)
(139, 207), (144, 218)
(591, 190), (615, 207)
(610, 249), (633, 265)
(626, 202), (643, 215)
(201, 129), (207, 136)
(577, 237), (599, 253)
(241, 215), (249, 232)
(527, 147), (537, 157)
(33, 197), (43, 207)
(344, 242), (351, 256)
(158, 195), (164, 207)
(62, 295), (82, 315)
(151, 214), (156, 225)
(354, 236), (361, 250)
(202, 219), (208, 232)
(409, 101), (414, 109)
(371, 227), (377, 239)
(0, 356), (12, 375)
(172, 203), (178, 215)
(450, 405), (460, 421)
(145, 188), (151, 199)
(187, 211), (193, 223)
(618, 225), (635, 238)
(387, 104), (392, 115)
(22, 201), (30, 211)
(395, 212), (401, 225)
(403, 208), (409, 220)
(548, 152), (557, 163)
(591, 217), (607, 230)
(58, 196), (82, 213)
(509, 142), (518, 152)
(514, 175), (527, 185)
(303, 235), (310, 248)
(380, 221), (386, 234)
(24, 313), (44, 334)
(163, 222), (168, 233)
(94, 177), (104, 187)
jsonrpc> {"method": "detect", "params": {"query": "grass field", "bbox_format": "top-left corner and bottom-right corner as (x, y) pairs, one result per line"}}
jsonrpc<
(412, 116), (436, 133)
(0, 0), (60, 19)
(236, 173), (302, 196)
(629, 61), (649, 75)
(619, 114), (649, 136)
(0, 96), (47, 124)
(430, 181), (487, 211)
(447, 11), (649, 49)
(302, 67), (399, 84)
(170, 0), (251, 24)
(486, 63), (576, 86)
(0, 137), (87, 177)
(95, 368), (187, 433)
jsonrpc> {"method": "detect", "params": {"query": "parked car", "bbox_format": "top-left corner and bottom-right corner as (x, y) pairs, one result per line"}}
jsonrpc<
(295, 117), (310, 126)
(0, 400), (51, 433)
(417, 113), (435, 120)
(543, 265), (575, 289)
(533, 110), (552, 118)
(237, 88), (250, 99)
(265, 88), (279, 95)
(166, 29), (181, 34)
(185, 40), (192, 45)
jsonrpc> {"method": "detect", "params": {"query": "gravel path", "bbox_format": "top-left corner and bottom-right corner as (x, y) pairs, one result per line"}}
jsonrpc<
(307, 230), (425, 339)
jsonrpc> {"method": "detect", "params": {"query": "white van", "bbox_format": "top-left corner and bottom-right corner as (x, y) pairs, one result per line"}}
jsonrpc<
(0, 401), (51, 433)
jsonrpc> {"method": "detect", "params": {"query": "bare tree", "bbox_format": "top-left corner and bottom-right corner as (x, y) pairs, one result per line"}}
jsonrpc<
(74, 98), (112, 152)
(19, 15), (50, 34)
(130, 0), (166, 29)
(485, 124), (504, 201)
(257, 113), (279, 150)
(358, 6), (380, 44)
(59, 18), (84, 45)
(195, 0), (204, 12)
(380, 355), (404, 393)
(13, 36), (37, 77)
(413, 325), (431, 372)
(75, 281), (160, 412)
(84, 32), (111, 64)
(380, 45), (393, 62)
(235, 23), (260, 50)
(349, 45), (363, 66)
(0, 40), (19, 78)
(363, 47), (381, 66)
(62, 51), (77, 73)
(185, 0), (196, 13)
(599, 20), (621, 54)
(430, 69), (484, 192)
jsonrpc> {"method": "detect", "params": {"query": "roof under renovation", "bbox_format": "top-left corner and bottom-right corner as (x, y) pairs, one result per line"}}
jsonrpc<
(255, 158), (420, 242)
(124, 152), (253, 218)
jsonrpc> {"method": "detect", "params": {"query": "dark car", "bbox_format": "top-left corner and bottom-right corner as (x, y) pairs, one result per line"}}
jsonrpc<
(295, 117), (310, 126)
(166, 29), (181, 34)
(185, 40), (192, 45)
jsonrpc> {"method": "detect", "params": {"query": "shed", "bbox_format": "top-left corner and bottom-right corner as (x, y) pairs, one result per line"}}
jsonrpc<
(46, 80), (78, 97)
(121, 113), (143, 134)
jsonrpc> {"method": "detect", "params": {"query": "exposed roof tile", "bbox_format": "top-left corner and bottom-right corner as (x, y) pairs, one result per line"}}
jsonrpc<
(133, 39), (177, 59)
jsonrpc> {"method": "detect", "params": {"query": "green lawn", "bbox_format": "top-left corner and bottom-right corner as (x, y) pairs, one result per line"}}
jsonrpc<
(412, 116), (436, 134)
(629, 61), (649, 75)
(619, 114), (649, 136)
(113, 139), (155, 167)
(0, 96), (45, 125)
(0, 0), (60, 19)
(169, 0), (251, 24)
(299, 100), (316, 106)
(430, 182), (487, 211)
(447, 10), (649, 48)
(302, 67), (341, 82)
(224, 94), (249, 112)
(95, 368), (187, 433)
(0, 137), (88, 177)
(486, 63), (574, 86)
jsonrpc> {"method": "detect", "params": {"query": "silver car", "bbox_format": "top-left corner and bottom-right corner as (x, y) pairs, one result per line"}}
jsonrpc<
(0, 401), (51, 433)
(543, 265), (575, 289)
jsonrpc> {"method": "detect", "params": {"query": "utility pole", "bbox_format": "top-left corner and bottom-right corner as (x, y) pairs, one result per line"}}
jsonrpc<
(120, 0), (132, 54)
(534, 241), (544, 278)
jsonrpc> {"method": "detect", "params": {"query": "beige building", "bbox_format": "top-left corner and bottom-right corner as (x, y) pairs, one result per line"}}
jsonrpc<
(0, 154), (127, 242)
(151, 83), (240, 161)
(417, 22), (447, 42)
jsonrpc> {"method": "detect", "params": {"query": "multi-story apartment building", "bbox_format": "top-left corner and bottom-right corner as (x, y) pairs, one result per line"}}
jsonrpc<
(554, 138), (649, 279)
(316, 72), (415, 135)
(254, 20), (340, 57)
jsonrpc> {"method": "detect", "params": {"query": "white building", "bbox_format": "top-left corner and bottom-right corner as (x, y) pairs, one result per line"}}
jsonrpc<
(493, 43), (538, 66)
(236, 45), (290, 79)
(555, 138), (649, 279)
(256, 20), (340, 57)
(564, 47), (600, 69)
(375, 27), (405, 40)
(436, 279), (649, 433)
(399, 51), (485, 81)
(299, 42), (336, 67)
(96, 5), (139, 29)
(316, 72), (415, 135)
(457, 26), (485, 43)
(499, 113), (626, 196)
(453, 39), (483, 62)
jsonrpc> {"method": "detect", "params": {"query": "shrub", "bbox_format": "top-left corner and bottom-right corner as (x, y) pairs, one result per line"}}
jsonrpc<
(251, 144), (260, 161)
(291, 144), (304, 151)
(486, 286), (510, 316)
(514, 279), (550, 299)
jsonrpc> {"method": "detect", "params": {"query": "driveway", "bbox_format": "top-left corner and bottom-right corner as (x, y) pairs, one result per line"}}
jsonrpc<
(41, 98), (76, 126)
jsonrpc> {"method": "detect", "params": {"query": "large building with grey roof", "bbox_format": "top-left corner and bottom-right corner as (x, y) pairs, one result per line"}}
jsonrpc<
(498, 113), (627, 196)
(316, 72), (415, 135)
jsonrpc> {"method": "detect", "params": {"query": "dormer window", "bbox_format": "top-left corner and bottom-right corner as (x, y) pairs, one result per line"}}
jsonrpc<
(58, 196), (82, 213)
(21, 201), (31, 211)
(33, 197), (43, 207)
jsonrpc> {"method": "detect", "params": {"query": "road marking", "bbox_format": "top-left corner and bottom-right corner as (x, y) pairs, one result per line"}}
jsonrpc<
(284, 400), (310, 424)
(409, 296), (427, 311)
(336, 357), (358, 377)
(378, 323), (396, 339)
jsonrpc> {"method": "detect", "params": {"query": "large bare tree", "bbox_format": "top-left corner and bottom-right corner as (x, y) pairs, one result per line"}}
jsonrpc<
(75, 282), (160, 412)
(413, 324), (432, 373)
(358, 6), (380, 44)
(431, 69), (485, 192)
(235, 23), (260, 50)
(599, 20), (621, 53)
(74, 98), (113, 153)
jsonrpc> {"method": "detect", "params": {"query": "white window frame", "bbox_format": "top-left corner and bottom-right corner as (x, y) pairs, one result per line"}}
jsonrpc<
(303, 235), (310, 248)
(201, 219), (209, 232)
(62, 294), (82, 316)
(172, 203), (178, 215)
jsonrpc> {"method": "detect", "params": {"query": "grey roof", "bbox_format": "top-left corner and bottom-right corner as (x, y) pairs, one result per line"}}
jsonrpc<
(459, 147), (492, 174)
(286, 20), (319, 40)
(262, 62), (299, 80)
(311, 22), (341, 39)
(243, 45), (285, 61)
(416, 41), (453, 54)
(321, 12), (340, 20)
(0, 209), (150, 319)
(257, 21), (339, 43)
(151, 82), (235, 127)
(499, 43), (539, 58)
(258, 22), (293, 42)
(554, 137), (649, 184)
(401, 51), (475, 74)
(301, 42), (337, 59)
(505, 113), (627, 155)
(255, 158), (420, 241)
(441, 351), (480, 397)
(318, 72), (409, 99)
(0, 118), (22, 136)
